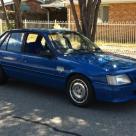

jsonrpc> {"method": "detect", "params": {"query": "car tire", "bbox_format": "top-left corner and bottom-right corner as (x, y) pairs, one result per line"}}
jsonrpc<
(67, 75), (95, 107)
(0, 66), (8, 85)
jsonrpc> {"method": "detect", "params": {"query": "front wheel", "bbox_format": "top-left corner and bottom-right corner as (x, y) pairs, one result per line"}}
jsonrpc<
(67, 75), (95, 107)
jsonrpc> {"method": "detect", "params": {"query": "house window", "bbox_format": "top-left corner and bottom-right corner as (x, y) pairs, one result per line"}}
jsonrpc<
(98, 5), (109, 23)
(21, 2), (30, 12)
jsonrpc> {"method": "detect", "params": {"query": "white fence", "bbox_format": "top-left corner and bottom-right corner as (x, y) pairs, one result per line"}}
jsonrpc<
(24, 20), (76, 31)
(0, 19), (136, 45)
(96, 22), (136, 45)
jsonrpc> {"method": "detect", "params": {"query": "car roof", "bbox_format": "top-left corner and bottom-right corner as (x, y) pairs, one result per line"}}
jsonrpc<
(9, 28), (72, 35)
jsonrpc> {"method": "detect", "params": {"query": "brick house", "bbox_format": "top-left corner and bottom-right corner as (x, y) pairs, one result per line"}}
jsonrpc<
(0, 0), (47, 20)
(99, 0), (136, 22)
(42, 0), (136, 23)
(66, 0), (136, 23)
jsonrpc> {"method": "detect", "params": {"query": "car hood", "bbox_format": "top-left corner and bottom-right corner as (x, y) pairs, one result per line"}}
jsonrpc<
(62, 52), (136, 73)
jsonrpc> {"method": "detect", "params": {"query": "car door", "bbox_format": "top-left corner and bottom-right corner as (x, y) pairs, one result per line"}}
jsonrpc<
(20, 32), (65, 89)
(0, 32), (25, 79)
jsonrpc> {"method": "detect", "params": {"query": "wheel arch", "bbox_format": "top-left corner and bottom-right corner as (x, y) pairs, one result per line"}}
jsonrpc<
(66, 72), (93, 88)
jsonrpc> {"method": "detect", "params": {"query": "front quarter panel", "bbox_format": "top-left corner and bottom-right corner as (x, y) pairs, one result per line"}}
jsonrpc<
(57, 56), (108, 86)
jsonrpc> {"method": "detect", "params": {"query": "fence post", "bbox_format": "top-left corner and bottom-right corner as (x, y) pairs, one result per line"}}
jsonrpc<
(24, 19), (27, 29)
(68, 8), (71, 29)
(0, 19), (3, 34)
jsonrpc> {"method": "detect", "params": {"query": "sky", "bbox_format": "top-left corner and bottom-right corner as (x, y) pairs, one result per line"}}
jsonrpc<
(0, 0), (11, 4)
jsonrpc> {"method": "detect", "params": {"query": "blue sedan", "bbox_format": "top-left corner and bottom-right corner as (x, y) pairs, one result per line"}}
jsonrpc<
(0, 29), (136, 107)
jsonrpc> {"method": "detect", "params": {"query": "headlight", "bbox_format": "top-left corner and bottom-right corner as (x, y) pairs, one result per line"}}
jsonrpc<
(107, 74), (131, 85)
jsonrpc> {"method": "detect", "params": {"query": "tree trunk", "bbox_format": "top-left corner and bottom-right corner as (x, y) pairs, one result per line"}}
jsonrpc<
(0, 0), (10, 29)
(13, 0), (23, 29)
(69, 0), (101, 42)
(78, 0), (88, 36)
(69, 0), (82, 33)
(91, 0), (101, 42)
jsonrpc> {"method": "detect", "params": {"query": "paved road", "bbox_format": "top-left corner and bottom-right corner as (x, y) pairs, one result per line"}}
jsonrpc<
(0, 80), (136, 136)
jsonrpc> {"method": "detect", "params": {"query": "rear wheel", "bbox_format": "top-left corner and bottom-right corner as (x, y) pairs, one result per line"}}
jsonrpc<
(0, 66), (8, 85)
(67, 75), (95, 107)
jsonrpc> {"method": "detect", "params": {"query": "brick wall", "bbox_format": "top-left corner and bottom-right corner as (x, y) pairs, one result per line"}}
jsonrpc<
(0, 0), (46, 20)
(67, 3), (136, 23)
(108, 3), (136, 22)
(26, 0), (44, 13)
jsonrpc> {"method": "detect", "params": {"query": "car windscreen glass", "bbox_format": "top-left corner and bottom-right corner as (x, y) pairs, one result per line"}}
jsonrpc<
(49, 32), (101, 54)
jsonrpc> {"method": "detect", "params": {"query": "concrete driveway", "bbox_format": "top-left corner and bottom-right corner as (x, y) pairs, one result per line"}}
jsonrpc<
(0, 80), (136, 136)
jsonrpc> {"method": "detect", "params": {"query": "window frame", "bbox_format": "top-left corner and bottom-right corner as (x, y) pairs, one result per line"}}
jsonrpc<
(0, 31), (9, 40)
(0, 31), (10, 49)
(1, 34), (11, 51)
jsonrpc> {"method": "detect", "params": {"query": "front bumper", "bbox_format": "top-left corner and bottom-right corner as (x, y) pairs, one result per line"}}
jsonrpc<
(93, 82), (136, 102)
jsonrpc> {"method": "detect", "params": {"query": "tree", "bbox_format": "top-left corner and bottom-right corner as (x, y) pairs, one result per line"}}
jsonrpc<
(0, 0), (11, 29)
(13, 0), (23, 28)
(69, 0), (101, 42)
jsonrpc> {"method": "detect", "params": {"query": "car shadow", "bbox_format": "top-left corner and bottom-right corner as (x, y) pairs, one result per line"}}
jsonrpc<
(4, 79), (136, 113)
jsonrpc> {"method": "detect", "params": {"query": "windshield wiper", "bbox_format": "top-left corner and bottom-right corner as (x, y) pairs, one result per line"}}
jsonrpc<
(65, 48), (102, 55)
(76, 48), (101, 53)
(64, 49), (89, 55)
(73, 49), (92, 54)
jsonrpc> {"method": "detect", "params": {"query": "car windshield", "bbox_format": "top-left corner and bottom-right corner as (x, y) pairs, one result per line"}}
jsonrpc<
(49, 31), (102, 54)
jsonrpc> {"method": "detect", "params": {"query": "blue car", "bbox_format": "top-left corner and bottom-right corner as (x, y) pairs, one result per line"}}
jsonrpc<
(0, 29), (136, 107)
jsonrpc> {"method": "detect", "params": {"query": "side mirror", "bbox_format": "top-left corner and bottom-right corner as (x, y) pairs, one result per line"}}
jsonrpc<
(40, 50), (53, 58)
(95, 47), (102, 52)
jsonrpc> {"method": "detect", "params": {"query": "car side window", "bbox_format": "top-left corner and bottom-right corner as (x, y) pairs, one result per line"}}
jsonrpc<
(0, 32), (9, 45)
(7, 33), (24, 52)
(24, 33), (48, 55)
(0, 34), (10, 50)
(26, 34), (38, 44)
